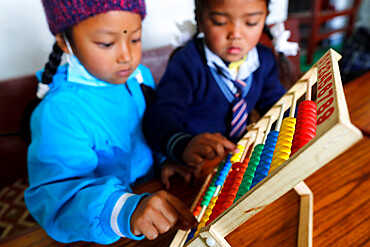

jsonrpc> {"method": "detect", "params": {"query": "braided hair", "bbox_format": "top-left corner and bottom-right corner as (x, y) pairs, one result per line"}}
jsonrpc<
(21, 42), (63, 143)
(41, 27), (73, 87)
(22, 29), (73, 143)
(41, 42), (64, 86)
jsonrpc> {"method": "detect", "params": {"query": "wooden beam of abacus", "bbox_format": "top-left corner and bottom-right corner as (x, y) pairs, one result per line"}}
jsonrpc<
(184, 49), (362, 247)
(294, 181), (313, 247)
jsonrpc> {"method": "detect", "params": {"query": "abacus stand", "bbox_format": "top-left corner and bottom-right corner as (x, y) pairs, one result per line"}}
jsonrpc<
(294, 181), (313, 247)
(171, 49), (362, 247)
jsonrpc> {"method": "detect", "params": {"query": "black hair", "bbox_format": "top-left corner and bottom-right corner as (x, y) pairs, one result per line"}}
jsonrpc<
(22, 28), (73, 143)
(194, 0), (271, 38)
(41, 42), (64, 85)
(21, 40), (64, 143)
(193, 0), (294, 89)
(41, 27), (73, 87)
(195, 0), (270, 22)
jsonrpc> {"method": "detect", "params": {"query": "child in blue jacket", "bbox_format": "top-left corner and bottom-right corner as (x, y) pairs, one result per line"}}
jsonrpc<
(25, 0), (197, 244)
(143, 0), (286, 167)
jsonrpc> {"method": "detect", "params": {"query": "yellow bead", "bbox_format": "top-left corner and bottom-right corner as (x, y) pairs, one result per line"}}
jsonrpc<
(270, 117), (296, 172)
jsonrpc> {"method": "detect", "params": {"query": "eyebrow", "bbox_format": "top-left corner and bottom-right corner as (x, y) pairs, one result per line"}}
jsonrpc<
(94, 30), (117, 35)
(131, 26), (142, 33)
(210, 11), (264, 17)
(94, 26), (141, 35)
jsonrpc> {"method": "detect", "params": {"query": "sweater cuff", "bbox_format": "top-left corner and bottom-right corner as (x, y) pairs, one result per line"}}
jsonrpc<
(166, 132), (193, 164)
(101, 191), (150, 241)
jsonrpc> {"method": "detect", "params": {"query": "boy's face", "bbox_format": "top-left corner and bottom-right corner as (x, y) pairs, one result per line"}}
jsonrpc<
(63, 10), (142, 85)
(199, 0), (267, 62)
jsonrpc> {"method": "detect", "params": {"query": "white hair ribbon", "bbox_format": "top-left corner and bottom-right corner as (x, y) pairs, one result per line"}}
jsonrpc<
(270, 22), (300, 57)
(36, 82), (50, 99)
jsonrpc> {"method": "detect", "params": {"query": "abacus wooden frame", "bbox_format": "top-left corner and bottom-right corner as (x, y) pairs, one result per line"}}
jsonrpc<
(170, 49), (363, 247)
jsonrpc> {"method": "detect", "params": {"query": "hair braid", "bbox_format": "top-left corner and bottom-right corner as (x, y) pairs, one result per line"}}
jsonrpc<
(41, 42), (63, 85)
(21, 42), (64, 143)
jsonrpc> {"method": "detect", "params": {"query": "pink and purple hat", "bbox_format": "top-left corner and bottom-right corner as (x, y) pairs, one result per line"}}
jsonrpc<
(42, 0), (146, 35)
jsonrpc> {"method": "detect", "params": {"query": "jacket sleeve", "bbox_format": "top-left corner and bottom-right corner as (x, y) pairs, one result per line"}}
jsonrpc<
(254, 47), (287, 115)
(25, 102), (147, 244)
(142, 53), (197, 163)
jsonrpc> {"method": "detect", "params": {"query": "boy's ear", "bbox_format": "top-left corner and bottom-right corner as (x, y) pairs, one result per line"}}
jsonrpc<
(55, 34), (70, 54)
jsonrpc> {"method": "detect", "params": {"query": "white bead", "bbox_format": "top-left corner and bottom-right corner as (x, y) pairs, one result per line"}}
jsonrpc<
(206, 237), (216, 247)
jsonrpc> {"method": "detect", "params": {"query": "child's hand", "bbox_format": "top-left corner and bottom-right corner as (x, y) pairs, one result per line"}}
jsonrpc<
(183, 133), (237, 166)
(130, 191), (198, 240)
(161, 159), (201, 189)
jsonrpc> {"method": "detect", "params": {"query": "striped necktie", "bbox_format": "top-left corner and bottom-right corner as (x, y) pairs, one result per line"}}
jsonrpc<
(229, 79), (248, 140)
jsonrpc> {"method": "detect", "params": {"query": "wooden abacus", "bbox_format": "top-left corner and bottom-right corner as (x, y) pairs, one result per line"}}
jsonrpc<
(170, 49), (363, 247)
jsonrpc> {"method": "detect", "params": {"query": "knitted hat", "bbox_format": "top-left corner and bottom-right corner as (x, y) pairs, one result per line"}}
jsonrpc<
(42, 0), (146, 35)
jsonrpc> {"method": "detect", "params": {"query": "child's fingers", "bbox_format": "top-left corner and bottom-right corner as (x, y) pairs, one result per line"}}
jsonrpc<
(196, 145), (217, 160)
(222, 139), (238, 152)
(186, 153), (205, 166)
(150, 210), (173, 234)
(161, 174), (171, 190)
(201, 138), (234, 158)
(163, 192), (198, 229)
(176, 168), (192, 185)
(161, 164), (177, 189)
(132, 199), (165, 239)
(211, 135), (237, 156)
(156, 202), (179, 230)
(173, 165), (201, 187)
(132, 191), (196, 239)
(139, 220), (159, 240)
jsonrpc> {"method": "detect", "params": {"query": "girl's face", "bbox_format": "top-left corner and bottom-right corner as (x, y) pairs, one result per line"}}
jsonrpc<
(62, 11), (142, 85)
(198, 0), (267, 62)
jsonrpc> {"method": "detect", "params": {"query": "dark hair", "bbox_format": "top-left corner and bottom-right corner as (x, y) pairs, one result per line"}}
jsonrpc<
(41, 27), (73, 86)
(195, 0), (270, 23)
(22, 28), (73, 143)
(41, 42), (64, 85)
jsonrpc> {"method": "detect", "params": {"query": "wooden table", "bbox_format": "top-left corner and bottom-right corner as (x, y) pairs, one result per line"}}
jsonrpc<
(1, 73), (369, 247)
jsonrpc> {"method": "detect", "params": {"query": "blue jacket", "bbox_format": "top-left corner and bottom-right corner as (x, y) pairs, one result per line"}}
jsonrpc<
(25, 63), (157, 244)
(143, 38), (286, 162)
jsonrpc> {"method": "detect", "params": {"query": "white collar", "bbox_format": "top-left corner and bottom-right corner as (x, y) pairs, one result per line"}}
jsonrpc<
(67, 55), (111, 87)
(67, 55), (143, 87)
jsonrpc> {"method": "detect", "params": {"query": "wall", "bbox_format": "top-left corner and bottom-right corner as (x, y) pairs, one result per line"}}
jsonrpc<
(0, 0), (287, 81)
(0, 0), (55, 81)
(0, 0), (195, 81)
